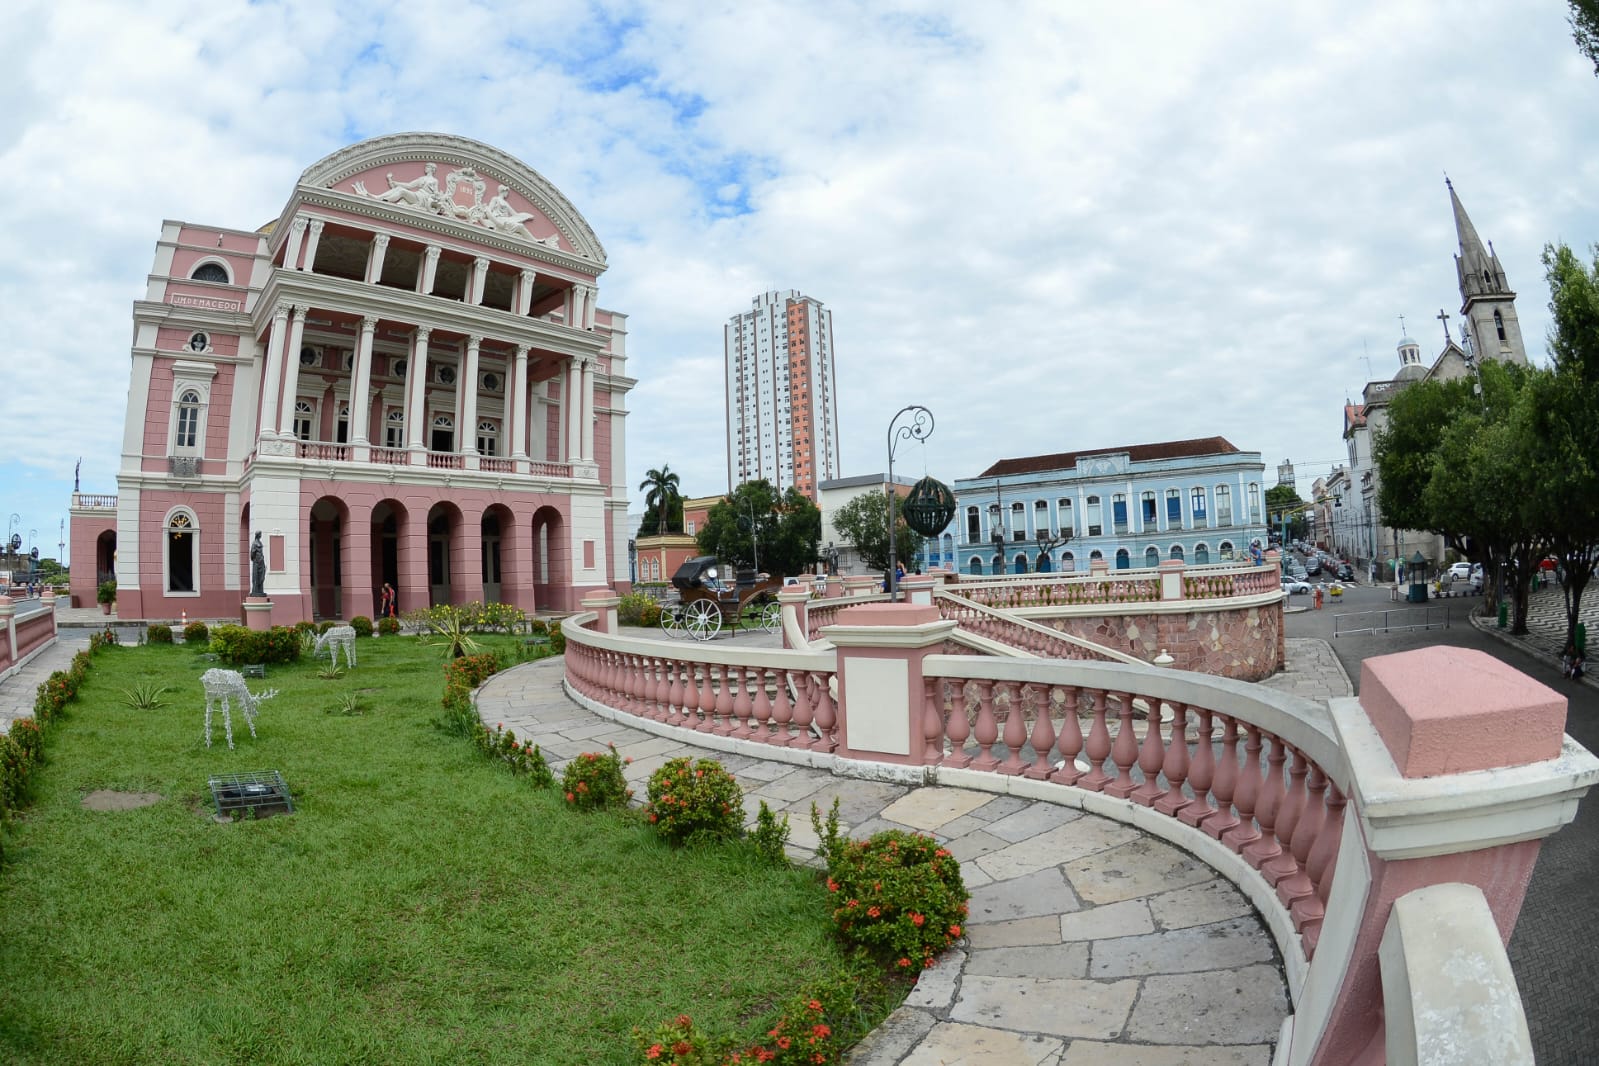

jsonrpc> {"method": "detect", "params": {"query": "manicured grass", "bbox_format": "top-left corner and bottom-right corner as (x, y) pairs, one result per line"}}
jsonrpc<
(0, 637), (884, 1065)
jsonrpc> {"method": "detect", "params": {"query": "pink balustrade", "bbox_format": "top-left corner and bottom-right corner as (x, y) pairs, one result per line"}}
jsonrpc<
(426, 451), (465, 470)
(480, 457), (514, 473)
(296, 442), (350, 462)
(934, 592), (1132, 662)
(955, 562), (1278, 608)
(529, 460), (574, 478)
(371, 447), (408, 465)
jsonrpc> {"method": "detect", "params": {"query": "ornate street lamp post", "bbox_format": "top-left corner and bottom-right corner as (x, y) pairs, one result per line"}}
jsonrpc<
(886, 405), (934, 601)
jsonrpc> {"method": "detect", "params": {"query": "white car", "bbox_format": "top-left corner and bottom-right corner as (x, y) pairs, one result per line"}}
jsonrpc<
(1282, 577), (1313, 595)
(1447, 562), (1473, 581)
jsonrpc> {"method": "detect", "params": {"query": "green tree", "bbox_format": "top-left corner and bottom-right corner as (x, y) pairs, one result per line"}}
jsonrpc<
(636, 496), (684, 539)
(1570, 0), (1599, 77)
(638, 465), (681, 537)
(695, 481), (821, 578)
(830, 491), (926, 576)
(1264, 484), (1308, 541)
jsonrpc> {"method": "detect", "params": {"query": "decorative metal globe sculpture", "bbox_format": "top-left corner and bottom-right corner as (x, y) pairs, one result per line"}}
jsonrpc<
(902, 476), (957, 537)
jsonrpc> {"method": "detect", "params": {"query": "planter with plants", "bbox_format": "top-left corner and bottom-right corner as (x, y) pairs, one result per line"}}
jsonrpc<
(97, 580), (117, 614)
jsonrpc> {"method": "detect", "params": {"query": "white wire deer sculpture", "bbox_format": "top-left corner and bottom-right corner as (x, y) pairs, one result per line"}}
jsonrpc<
(200, 669), (278, 749)
(312, 624), (358, 669)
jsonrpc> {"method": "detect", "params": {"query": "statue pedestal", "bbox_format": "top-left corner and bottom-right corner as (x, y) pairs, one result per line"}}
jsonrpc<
(243, 597), (273, 630)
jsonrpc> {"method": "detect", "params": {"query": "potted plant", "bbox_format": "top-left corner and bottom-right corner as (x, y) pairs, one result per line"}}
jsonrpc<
(97, 580), (117, 615)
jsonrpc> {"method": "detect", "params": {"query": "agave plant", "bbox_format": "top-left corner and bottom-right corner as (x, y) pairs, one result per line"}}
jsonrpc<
(422, 605), (483, 660)
(120, 682), (169, 709)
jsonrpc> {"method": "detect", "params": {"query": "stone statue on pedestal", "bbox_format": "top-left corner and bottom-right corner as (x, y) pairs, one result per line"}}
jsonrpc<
(250, 532), (266, 598)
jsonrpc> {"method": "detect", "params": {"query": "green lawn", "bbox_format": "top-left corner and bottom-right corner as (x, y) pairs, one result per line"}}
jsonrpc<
(0, 636), (882, 1065)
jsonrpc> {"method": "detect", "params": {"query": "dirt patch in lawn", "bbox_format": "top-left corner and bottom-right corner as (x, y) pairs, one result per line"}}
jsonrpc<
(82, 790), (163, 811)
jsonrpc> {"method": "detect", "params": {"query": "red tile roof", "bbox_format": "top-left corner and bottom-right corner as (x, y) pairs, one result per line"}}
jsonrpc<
(977, 437), (1243, 479)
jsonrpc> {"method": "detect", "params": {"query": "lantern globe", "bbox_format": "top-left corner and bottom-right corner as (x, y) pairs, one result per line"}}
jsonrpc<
(903, 476), (957, 537)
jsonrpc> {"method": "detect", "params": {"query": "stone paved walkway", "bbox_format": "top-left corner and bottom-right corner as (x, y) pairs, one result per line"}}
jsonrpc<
(481, 654), (1330, 1064)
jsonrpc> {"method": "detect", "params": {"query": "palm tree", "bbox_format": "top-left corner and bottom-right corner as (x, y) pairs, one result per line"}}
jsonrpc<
(639, 465), (682, 536)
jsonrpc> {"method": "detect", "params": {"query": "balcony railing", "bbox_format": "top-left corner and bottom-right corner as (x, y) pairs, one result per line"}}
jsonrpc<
(480, 457), (514, 473)
(372, 447), (409, 465)
(426, 451), (464, 470)
(297, 442), (350, 462)
(71, 493), (118, 510)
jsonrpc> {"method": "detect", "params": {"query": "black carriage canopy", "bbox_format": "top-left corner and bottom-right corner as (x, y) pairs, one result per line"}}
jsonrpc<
(671, 556), (723, 590)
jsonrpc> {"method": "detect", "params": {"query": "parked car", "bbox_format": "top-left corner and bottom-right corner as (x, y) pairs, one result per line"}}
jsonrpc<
(1336, 563), (1354, 582)
(1303, 558), (1321, 576)
(1447, 562), (1473, 581)
(1282, 577), (1313, 595)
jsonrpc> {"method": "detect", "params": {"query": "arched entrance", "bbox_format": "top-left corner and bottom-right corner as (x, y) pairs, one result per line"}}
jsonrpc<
(528, 506), (565, 608)
(481, 505), (517, 604)
(308, 497), (349, 619)
(427, 502), (465, 605)
(95, 530), (117, 587)
(370, 499), (408, 615)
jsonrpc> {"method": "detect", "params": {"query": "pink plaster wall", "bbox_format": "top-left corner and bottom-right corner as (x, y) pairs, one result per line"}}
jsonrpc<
(69, 513), (116, 607)
(119, 488), (237, 621)
(156, 327), (241, 358)
(1046, 603), (1283, 679)
(175, 224), (260, 256)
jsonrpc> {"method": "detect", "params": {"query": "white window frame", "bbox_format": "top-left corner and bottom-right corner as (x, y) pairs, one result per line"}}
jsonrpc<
(292, 398), (316, 442)
(167, 360), (217, 457)
(477, 419), (498, 457)
(384, 409), (405, 448)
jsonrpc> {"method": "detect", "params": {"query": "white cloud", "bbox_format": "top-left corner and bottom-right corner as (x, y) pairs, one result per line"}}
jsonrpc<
(3, 0), (1598, 560)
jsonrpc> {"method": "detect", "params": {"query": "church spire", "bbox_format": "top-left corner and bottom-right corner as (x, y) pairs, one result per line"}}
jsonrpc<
(1446, 177), (1526, 366)
(1448, 176), (1504, 300)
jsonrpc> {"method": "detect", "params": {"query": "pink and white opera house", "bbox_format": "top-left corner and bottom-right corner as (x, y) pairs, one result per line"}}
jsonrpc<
(71, 133), (633, 623)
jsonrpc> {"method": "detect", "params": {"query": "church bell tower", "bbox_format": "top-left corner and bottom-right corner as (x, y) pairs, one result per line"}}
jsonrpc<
(1449, 178), (1527, 366)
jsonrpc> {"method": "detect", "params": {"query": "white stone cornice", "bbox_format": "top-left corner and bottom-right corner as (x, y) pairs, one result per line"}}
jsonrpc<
(132, 301), (254, 332)
(256, 271), (606, 360)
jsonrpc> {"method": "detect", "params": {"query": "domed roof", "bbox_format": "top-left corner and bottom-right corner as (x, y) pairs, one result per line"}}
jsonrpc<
(1397, 334), (1419, 350)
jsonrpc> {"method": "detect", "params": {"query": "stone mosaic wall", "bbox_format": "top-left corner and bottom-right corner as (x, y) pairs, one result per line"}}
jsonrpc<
(1045, 604), (1283, 680)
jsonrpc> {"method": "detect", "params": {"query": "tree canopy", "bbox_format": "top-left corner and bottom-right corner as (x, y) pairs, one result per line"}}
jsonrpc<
(1264, 484), (1308, 540)
(830, 490), (926, 575)
(638, 466), (682, 537)
(1569, 0), (1599, 77)
(694, 480), (821, 578)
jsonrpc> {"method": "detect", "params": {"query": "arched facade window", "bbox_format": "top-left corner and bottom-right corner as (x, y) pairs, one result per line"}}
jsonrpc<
(190, 261), (230, 283)
(1170, 544), (1184, 561)
(1036, 551), (1052, 572)
(1141, 490), (1157, 528)
(1089, 549), (1103, 562)
(1194, 543), (1210, 564)
(1216, 485), (1232, 526)
(431, 414), (454, 452)
(1190, 487), (1207, 526)
(1010, 501), (1026, 540)
(968, 557), (984, 575)
(1220, 540), (1235, 560)
(1494, 309), (1506, 342)
(1086, 496), (1103, 537)
(990, 553), (1003, 574)
(1057, 498), (1074, 536)
(1061, 551), (1075, 572)
(175, 390), (201, 449)
(1166, 488), (1183, 527)
(1116, 548), (1131, 570)
(1144, 546), (1160, 568)
(165, 509), (199, 594)
(1013, 553), (1028, 574)
(1112, 493), (1128, 533)
(336, 404), (350, 444)
(1247, 483), (1261, 523)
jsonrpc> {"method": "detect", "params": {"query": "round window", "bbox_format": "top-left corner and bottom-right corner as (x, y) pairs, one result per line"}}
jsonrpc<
(438, 365), (457, 385)
(299, 346), (318, 366)
(391, 359), (408, 378)
(188, 332), (209, 352)
(481, 372), (500, 392)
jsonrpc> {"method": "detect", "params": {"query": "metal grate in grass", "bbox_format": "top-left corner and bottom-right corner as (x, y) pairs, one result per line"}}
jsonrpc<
(207, 770), (294, 818)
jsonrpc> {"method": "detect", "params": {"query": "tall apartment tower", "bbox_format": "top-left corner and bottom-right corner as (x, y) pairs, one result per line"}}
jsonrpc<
(724, 290), (840, 499)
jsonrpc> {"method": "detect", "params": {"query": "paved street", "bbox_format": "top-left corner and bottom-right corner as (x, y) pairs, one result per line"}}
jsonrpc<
(1286, 581), (1599, 1065)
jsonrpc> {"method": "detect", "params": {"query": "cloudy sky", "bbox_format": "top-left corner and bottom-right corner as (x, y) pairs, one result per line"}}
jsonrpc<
(3, 0), (1598, 563)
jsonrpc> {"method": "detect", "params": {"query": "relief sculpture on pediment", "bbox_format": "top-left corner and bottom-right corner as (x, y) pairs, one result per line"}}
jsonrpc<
(349, 162), (561, 248)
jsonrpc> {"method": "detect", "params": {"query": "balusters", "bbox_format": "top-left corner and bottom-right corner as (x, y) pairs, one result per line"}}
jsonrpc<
(1024, 684), (1057, 779)
(790, 672), (817, 743)
(730, 665), (754, 738)
(666, 659), (685, 724)
(1297, 781), (1346, 953)
(750, 667), (772, 739)
(1177, 708), (1216, 828)
(628, 653), (647, 715)
(943, 680), (972, 768)
(1131, 700), (1170, 806)
(653, 657), (671, 721)
(1278, 763), (1325, 912)
(697, 663), (717, 731)
(1243, 735), (1286, 868)
(999, 681), (1027, 775)
(769, 668), (794, 746)
(971, 680), (1001, 772)
(1204, 717), (1242, 841)
(711, 665), (735, 735)
(1079, 689), (1113, 791)
(924, 678), (946, 764)
(1262, 748), (1308, 885)
(1222, 725), (1264, 854)
(1104, 692), (1140, 799)
(811, 670), (837, 751)
(1049, 686), (1084, 785)
(1152, 704), (1190, 814)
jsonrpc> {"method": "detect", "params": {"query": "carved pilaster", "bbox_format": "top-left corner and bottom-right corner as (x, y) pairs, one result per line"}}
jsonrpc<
(470, 256), (490, 306)
(511, 344), (530, 460)
(406, 327), (431, 451)
(282, 217), (308, 273)
(367, 234), (391, 285)
(259, 304), (291, 438)
(419, 245), (441, 294)
(517, 269), (537, 316)
(350, 316), (378, 445)
(302, 219), (325, 272)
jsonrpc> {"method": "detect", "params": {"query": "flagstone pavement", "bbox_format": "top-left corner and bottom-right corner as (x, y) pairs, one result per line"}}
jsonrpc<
(478, 637), (1352, 1065)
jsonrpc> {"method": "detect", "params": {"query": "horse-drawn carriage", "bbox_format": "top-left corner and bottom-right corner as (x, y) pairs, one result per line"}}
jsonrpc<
(660, 556), (784, 641)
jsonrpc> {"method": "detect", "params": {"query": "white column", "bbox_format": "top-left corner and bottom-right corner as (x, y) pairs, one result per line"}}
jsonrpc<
(277, 306), (308, 435)
(461, 335), (482, 455)
(366, 234), (391, 285)
(564, 360), (581, 460)
(282, 217), (307, 272)
(581, 356), (595, 461)
(350, 316), (378, 445)
(570, 285), (587, 330)
(584, 284), (597, 329)
(301, 219), (325, 272)
(418, 245), (440, 293)
(517, 269), (537, 316)
(510, 344), (530, 460)
(470, 257), (490, 305)
(406, 327), (430, 452)
(259, 304), (290, 437)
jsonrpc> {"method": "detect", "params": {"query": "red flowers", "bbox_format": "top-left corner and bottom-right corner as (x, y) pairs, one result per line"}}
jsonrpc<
(949, 924), (962, 937)
(646, 1045), (662, 1060)
(910, 912), (925, 926)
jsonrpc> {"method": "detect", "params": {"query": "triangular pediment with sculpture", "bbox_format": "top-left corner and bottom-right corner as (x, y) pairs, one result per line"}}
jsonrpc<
(347, 161), (562, 248)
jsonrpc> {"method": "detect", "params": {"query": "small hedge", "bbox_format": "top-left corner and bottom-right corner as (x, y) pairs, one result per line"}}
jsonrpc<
(377, 616), (400, 636)
(562, 745), (631, 811)
(645, 758), (743, 846)
(207, 624), (303, 666)
(351, 615), (374, 638)
(182, 621), (209, 644)
(618, 592), (663, 628)
(147, 624), (173, 644)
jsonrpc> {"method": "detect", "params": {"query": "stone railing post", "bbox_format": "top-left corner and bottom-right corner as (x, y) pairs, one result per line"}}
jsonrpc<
(776, 587), (810, 649)
(581, 590), (620, 635)
(1157, 558), (1185, 601)
(843, 575), (879, 598)
(823, 603), (957, 765)
(900, 574), (937, 606)
(1090, 556), (1110, 577)
(1290, 646), (1599, 1065)
(0, 595), (15, 665)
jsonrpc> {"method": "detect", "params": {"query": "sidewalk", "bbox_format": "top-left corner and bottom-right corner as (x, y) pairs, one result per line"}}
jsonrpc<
(1469, 585), (1599, 692)
(477, 638), (1354, 1064)
(0, 629), (90, 734)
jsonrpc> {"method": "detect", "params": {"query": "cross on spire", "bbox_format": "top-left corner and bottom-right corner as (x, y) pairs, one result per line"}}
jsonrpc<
(1437, 309), (1451, 346)
(1398, 313), (1408, 339)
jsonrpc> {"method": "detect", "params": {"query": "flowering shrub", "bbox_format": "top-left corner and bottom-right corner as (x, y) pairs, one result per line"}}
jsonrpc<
(88, 628), (119, 653)
(182, 620), (209, 644)
(377, 616), (400, 636)
(208, 624), (302, 666)
(618, 592), (664, 628)
(813, 803), (968, 969)
(350, 615), (374, 638)
(562, 744), (631, 812)
(442, 653), (500, 709)
(749, 801), (791, 866)
(33, 669), (78, 725)
(0, 718), (43, 819)
(475, 723), (556, 788)
(147, 624), (174, 644)
(548, 620), (565, 654)
(636, 1014), (716, 1065)
(645, 758), (743, 846)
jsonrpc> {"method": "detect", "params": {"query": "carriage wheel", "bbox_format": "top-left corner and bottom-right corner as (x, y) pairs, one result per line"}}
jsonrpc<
(683, 599), (721, 641)
(758, 601), (783, 633)
(659, 605), (682, 638)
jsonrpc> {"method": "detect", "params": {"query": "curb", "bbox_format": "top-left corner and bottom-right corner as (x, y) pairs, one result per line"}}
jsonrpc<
(1467, 611), (1598, 694)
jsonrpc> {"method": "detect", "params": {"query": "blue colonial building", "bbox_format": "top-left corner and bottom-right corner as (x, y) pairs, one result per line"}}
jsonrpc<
(941, 437), (1269, 575)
